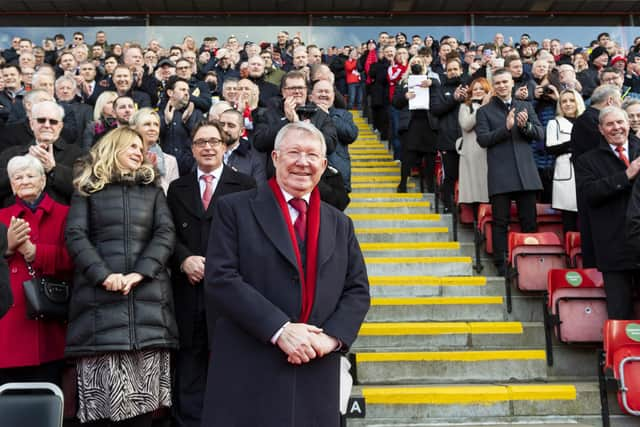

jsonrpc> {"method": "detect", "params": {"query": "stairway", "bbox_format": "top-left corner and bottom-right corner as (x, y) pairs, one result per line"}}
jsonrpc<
(343, 113), (636, 427)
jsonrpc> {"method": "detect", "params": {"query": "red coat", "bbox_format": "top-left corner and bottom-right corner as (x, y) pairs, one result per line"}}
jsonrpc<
(0, 194), (73, 368)
(345, 59), (361, 85)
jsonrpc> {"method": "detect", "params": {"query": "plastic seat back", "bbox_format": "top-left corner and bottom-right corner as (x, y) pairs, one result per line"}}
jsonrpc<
(548, 268), (607, 342)
(603, 320), (640, 415)
(478, 203), (519, 254)
(459, 203), (475, 225)
(0, 382), (63, 427)
(508, 232), (566, 291)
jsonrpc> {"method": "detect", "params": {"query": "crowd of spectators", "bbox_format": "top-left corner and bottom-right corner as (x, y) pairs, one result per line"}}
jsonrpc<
(0, 26), (639, 426)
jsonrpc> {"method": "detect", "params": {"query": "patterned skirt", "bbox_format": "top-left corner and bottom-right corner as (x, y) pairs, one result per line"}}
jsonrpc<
(76, 349), (171, 423)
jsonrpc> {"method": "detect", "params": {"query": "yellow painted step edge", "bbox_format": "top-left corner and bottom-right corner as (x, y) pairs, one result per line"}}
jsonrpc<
(369, 276), (487, 286)
(358, 321), (523, 336)
(350, 193), (424, 199)
(352, 183), (413, 188)
(350, 214), (441, 220)
(351, 162), (402, 167)
(370, 296), (502, 306)
(361, 384), (576, 404)
(361, 242), (459, 250)
(356, 227), (449, 234)
(356, 349), (546, 363)
(349, 202), (429, 208)
(351, 168), (401, 173)
(364, 257), (472, 264)
(352, 176), (402, 182)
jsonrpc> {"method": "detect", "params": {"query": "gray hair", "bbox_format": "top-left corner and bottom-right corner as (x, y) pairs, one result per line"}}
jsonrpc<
(31, 69), (54, 88)
(31, 100), (65, 121)
(591, 84), (621, 106)
(24, 89), (53, 107)
(622, 98), (640, 111)
(598, 105), (628, 125)
(7, 154), (45, 179)
(55, 75), (77, 90)
(274, 122), (327, 157)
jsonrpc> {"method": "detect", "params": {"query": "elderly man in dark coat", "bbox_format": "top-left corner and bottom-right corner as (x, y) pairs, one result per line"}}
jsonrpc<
(577, 106), (640, 319)
(476, 68), (544, 275)
(201, 121), (370, 426)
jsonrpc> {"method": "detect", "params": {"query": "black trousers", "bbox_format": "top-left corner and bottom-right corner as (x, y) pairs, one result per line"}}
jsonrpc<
(440, 150), (459, 211)
(490, 191), (538, 267)
(371, 105), (389, 140)
(0, 359), (64, 387)
(602, 270), (640, 319)
(400, 150), (436, 192)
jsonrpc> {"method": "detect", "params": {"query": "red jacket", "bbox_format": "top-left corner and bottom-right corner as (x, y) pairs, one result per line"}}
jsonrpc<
(0, 194), (73, 368)
(345, 59), (361, 85)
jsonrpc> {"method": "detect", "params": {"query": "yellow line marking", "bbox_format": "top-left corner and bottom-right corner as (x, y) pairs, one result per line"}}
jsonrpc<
(360, 242), (458, 250)
(348, 202), (429, 208)
(350, 214), (441, 221)
(356, 349), (545, 363)
(350, 193), (424, 199)
(352, 167), (401, 173)
(352, 162), (401, 167)
(358, 322), (523, 336)
(369, 276), (487, 286)
(361, 384), (576, 404)
(356, 227), (449, 234)
(349, 149), (390, 153)
(352, 176), (402, 182)
(352, 183), (413, 188)
(364, 257), (472, 264)
(370, 296), (503, 306)
(351, 155), (394, 160)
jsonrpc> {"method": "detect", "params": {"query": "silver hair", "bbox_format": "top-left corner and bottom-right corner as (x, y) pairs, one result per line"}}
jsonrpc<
(274, 122), (326, 157)
(591, 84), (621, 106)
(7, 154), (45, 179)
(31, 100), (65, 121)
(598, 105), (628, 125)
(23, 89), (53, 106)
(622, 97), (640, 111)
(55, 75), (77, 90)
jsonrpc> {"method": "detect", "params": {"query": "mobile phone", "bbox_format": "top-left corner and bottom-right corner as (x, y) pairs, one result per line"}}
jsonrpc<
(483, 49), (493, 56)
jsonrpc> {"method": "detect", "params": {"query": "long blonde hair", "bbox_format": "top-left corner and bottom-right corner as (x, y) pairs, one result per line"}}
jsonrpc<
(74, 126), (155, 195)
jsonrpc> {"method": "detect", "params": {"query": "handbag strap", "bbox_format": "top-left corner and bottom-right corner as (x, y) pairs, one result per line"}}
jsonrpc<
(26, 262), (36, 278)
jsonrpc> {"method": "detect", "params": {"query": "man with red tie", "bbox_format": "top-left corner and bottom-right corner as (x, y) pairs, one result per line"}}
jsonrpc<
(166, 120), (255, 427)
(575, 106), (640, 319)
(201, 121), (370, 426)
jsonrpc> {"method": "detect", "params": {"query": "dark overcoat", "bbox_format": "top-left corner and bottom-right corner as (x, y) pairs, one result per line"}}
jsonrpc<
(201, 184), (370, 427)
(575, 138), (640, 271)
(166, 166), (256, 348)
(476, 96), (544, 196)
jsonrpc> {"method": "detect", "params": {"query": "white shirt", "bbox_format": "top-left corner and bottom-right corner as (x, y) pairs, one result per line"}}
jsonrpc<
(197, 164), (223, 198)
(609, 142), (629, 162)
(223, 141), (240, 165)
(279, 187), (311, 225)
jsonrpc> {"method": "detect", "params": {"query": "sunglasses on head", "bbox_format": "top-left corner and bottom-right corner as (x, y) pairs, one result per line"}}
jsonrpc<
(35, 117), (60, 125)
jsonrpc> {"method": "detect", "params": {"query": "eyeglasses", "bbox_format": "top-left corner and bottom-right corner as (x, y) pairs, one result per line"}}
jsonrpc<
(176, 66), (191, 70)
(35, 117), (60, 125)
(284, 86), (306, 92)
(193, 138), (223, 148)
(280, 150), (323, 163)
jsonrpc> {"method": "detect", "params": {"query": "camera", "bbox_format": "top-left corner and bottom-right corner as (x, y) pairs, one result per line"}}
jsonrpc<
(295, 104), (319, 120)
(542, 85), (555, 95)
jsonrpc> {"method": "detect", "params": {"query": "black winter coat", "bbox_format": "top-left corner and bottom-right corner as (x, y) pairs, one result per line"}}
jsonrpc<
(368, 59), (391, 107)
(430, 79), (463, 151)
(65, 177), (178, 357)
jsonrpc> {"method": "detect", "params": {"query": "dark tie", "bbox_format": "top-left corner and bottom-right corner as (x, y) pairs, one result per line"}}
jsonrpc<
(289, 198), (308, 242)
(615, 145), (630, 167)
(201, 175), (214, 210)
(505, 101), (511, 110)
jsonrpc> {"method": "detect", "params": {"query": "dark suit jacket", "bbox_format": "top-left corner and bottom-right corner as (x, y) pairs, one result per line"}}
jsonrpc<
(166, 165), (256, 348)
(0, 223), (11, 319)
(201, 184), (370, 426)
(575, 137), (640, 271)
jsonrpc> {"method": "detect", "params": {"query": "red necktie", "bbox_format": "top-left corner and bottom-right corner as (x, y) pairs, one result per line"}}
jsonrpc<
(201, 175), (214, 210)
(289, 198), (308, 242)
(616, 145), (630, 167)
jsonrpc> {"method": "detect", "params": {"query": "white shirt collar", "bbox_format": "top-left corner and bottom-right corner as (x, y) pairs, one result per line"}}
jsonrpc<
(609, 142), (629, 156)
(197, 163), (224, 182)
(279, 186), (311, 204)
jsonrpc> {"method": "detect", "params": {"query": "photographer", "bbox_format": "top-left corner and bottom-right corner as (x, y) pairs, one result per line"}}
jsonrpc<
(253, 70), (337, 178)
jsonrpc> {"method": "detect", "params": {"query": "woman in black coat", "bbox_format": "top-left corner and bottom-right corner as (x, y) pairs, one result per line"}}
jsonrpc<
(65, 127), (178, 426)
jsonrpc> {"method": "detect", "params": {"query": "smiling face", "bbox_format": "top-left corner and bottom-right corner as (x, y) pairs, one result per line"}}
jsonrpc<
(135, 115), (160, 147)
(310, 80), (334, 110)
(31, 103), (64, 144)
(560, 92), (578, 118)
(599, 109), (630, 146)
(116, 136), (145, 173)
(626, 103), (640, 133)
(492, 72), (514, 101)
(113, 97), (135, 124)
(113, 67), (133, 94)
(191, 125), (227, 173)
(272, 127), (327, 198)
(10, 167), (46, 203)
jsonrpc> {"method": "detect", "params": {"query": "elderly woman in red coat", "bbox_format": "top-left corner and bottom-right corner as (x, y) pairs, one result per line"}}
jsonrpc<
(0, 154), (73, 386)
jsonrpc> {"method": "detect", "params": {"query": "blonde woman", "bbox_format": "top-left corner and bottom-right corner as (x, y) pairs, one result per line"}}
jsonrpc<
(130, 108), (179, 194)
(66, 127), (177, 426)
(82, 90), (118, 152)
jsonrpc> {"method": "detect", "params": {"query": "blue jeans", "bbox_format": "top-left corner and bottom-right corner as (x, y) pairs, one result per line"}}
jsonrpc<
(347, 83), (362, 110)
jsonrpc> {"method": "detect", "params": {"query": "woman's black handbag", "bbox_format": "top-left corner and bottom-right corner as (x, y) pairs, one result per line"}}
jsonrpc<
(22, 263), (69, 321)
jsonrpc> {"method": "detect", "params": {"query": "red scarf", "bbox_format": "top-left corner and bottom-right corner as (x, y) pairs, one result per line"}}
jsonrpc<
(268, 178), (320, 323)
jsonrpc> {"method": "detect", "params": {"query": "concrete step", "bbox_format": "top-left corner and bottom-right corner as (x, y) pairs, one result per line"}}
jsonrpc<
(347, 201), (430, 214)
(368, 275), (495, 297)
(364, 256), (473, 276)
(352, 161), (403, 168)
(349, 382), (598, 420)
(352, 182), (417, 192)
(349, 148), (391, 155)
(351, 167), (401, 176)
(351, 213), (448, 229)
(350, 422), (596, 427)
(353, 321), (545, 350)
(355, 349), (547, 384)
(352, 175), (403, 183)
(361, 242), (460, 257)
(350, 192), (431, 202)
(356, 227), (451, 243)
(366, 296), (504, 322)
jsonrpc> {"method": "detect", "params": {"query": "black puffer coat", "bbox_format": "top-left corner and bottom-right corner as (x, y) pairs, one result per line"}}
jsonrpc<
(65, 173), (178, 357)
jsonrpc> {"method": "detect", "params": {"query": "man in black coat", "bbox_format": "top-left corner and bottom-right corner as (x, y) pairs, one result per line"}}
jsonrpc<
(0, 100), (81, 207)
(476, 68), (544, 274)
(0, 223), (11, 319)
(167, 121), (256, 427)
(247, 55), (280, 108)
(576, 106), (640, 319)
(571, 84), (622, 268)
(219, 108), (267, 183)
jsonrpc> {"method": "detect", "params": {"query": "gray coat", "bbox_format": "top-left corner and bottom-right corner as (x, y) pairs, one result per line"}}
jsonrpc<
(476, 96), (544, 196)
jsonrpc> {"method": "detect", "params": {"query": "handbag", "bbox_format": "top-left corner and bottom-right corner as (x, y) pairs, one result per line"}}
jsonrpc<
(22, 262), (70, 321)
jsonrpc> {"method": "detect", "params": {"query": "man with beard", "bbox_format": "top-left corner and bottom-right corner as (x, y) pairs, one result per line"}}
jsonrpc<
(247, 55), (279, 107)
(219, 108), (266, 183)
(113, 96), (136, 127)
(430, 58), (467, 213)
(160, 77), (204, 175)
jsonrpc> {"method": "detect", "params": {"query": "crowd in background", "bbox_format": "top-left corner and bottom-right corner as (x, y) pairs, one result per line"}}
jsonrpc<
(0, 26), (639, 426)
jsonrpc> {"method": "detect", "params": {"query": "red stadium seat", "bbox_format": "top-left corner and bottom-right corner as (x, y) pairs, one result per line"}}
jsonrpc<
(565, 231), (582, 268)
(505, 231), (567, 312)
(602, 320), (640, 416)
(535, 204), (564, 242)
(458, 203), (475, 225)
(477, 203), (519, 255)
(543, 268), (607, 366)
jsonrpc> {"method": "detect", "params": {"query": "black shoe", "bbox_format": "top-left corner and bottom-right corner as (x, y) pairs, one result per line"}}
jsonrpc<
(397, 184), (407, 193)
